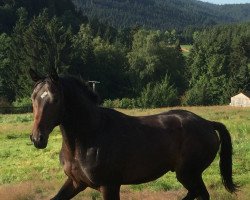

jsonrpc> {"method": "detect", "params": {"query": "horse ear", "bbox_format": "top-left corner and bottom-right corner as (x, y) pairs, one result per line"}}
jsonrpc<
(29, 68), (43, 82)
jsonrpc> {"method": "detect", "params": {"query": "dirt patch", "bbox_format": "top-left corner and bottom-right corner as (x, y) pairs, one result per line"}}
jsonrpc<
(120, 189), (185, 200)
(0, 181), (57, 200)
(0, 182), (36, 200)
(0, 182), (247, 200)
(0, 182), (185, 200)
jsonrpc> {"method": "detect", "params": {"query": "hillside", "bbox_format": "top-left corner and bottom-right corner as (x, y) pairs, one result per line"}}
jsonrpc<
(0, 0), (88, 33)
(72, 0), (250, 30)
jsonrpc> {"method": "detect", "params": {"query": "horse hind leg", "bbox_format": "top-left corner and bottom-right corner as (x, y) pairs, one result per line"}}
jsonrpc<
(176, 169), (210, 200)
(195, 180), (209, 200)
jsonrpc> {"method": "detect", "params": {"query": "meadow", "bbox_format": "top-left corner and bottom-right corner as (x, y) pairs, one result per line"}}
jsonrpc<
(0, 106), (249, 200)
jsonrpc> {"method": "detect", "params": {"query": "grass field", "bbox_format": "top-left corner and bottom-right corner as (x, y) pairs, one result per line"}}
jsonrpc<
(0, 106), (249, 200)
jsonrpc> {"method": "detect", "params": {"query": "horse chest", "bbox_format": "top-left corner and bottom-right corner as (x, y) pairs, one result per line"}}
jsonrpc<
(60, 147), (106, 186)
(61, 154), (93, 187)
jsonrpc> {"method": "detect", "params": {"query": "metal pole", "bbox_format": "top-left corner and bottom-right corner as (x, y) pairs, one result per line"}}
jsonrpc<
(88, 81), (100, 92)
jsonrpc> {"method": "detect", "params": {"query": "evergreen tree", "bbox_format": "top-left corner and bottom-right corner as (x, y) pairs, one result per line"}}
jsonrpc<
(10, 9), (73, 99)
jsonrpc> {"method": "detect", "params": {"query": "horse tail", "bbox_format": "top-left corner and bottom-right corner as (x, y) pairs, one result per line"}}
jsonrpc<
(212, 121), (238, 193)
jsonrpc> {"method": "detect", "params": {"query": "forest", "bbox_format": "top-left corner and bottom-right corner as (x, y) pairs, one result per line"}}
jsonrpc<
(72, 0), (250, 30)
(0, 0), (249, 109)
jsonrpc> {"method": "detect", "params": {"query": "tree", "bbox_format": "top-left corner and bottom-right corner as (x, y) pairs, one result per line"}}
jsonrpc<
(0, 33), (15, 102)
(127, 29), (186, 96)
(70, 25), (130, 100)
(10, 9), (73, 99)
(70, 24), (96, 78)
(21, 10), (73, 73)
(138, 75), (178, 108)
(0, 3), (17, 33)
(92, 37), (129, 100)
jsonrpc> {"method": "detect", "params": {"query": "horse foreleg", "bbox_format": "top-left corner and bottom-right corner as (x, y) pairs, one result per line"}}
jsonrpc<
(100, 185), (121, 200)
(50, 178), (86, 200)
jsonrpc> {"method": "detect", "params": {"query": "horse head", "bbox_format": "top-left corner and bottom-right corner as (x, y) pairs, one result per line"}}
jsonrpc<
(29, 68), (63, 149)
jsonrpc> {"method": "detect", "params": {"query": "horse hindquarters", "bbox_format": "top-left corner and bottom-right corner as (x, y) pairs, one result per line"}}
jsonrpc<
(175, 122), (219, 199)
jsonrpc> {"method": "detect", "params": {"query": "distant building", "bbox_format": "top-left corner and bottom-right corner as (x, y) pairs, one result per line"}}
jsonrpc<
(230, 92), (250, 107)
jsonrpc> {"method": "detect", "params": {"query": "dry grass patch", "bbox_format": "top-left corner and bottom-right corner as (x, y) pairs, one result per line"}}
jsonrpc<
(0, 181), (54, 200)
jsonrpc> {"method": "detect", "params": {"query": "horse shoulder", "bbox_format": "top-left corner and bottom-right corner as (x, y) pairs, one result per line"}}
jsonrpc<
(59, 141), (98, 187)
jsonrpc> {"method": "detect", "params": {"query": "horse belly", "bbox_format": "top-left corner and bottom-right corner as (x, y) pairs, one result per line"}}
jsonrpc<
(81, 157), (171, 185)
(122, 163), (171, 184)
(120, 143), (178, 184)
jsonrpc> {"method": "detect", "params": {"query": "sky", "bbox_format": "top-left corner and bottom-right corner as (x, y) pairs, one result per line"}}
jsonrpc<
(200, 0), (250, 4)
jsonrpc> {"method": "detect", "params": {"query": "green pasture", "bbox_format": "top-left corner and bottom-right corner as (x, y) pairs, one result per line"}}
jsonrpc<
(0, 106), (249, 199)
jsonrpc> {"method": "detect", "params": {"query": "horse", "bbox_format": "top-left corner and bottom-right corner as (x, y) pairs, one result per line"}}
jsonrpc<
(29, 69), (237, 200)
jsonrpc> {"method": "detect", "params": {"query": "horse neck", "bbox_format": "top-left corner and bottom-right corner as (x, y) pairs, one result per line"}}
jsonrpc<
(60, 86), (101, 147)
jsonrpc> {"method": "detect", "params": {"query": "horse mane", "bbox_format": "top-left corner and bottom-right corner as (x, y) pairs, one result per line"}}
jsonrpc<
(60, 76), (100, 105)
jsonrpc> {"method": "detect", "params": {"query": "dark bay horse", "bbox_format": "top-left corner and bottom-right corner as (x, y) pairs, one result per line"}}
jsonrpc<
(29, 69), (237, 200)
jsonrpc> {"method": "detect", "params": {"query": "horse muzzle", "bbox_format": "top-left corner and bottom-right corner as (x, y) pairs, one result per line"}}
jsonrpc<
(30, 133), (48, 149)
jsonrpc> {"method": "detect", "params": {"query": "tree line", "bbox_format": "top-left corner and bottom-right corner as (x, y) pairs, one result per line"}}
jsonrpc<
(0, 1), (249, 108)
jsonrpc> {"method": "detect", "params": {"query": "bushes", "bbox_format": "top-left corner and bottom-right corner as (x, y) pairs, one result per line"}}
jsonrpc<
(138, 76), (178, 108)
(103, 98), (137, 109)
(103, 76), (178, 109)
(12, 97), (32, 107)
(0, 97), (32, 114)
